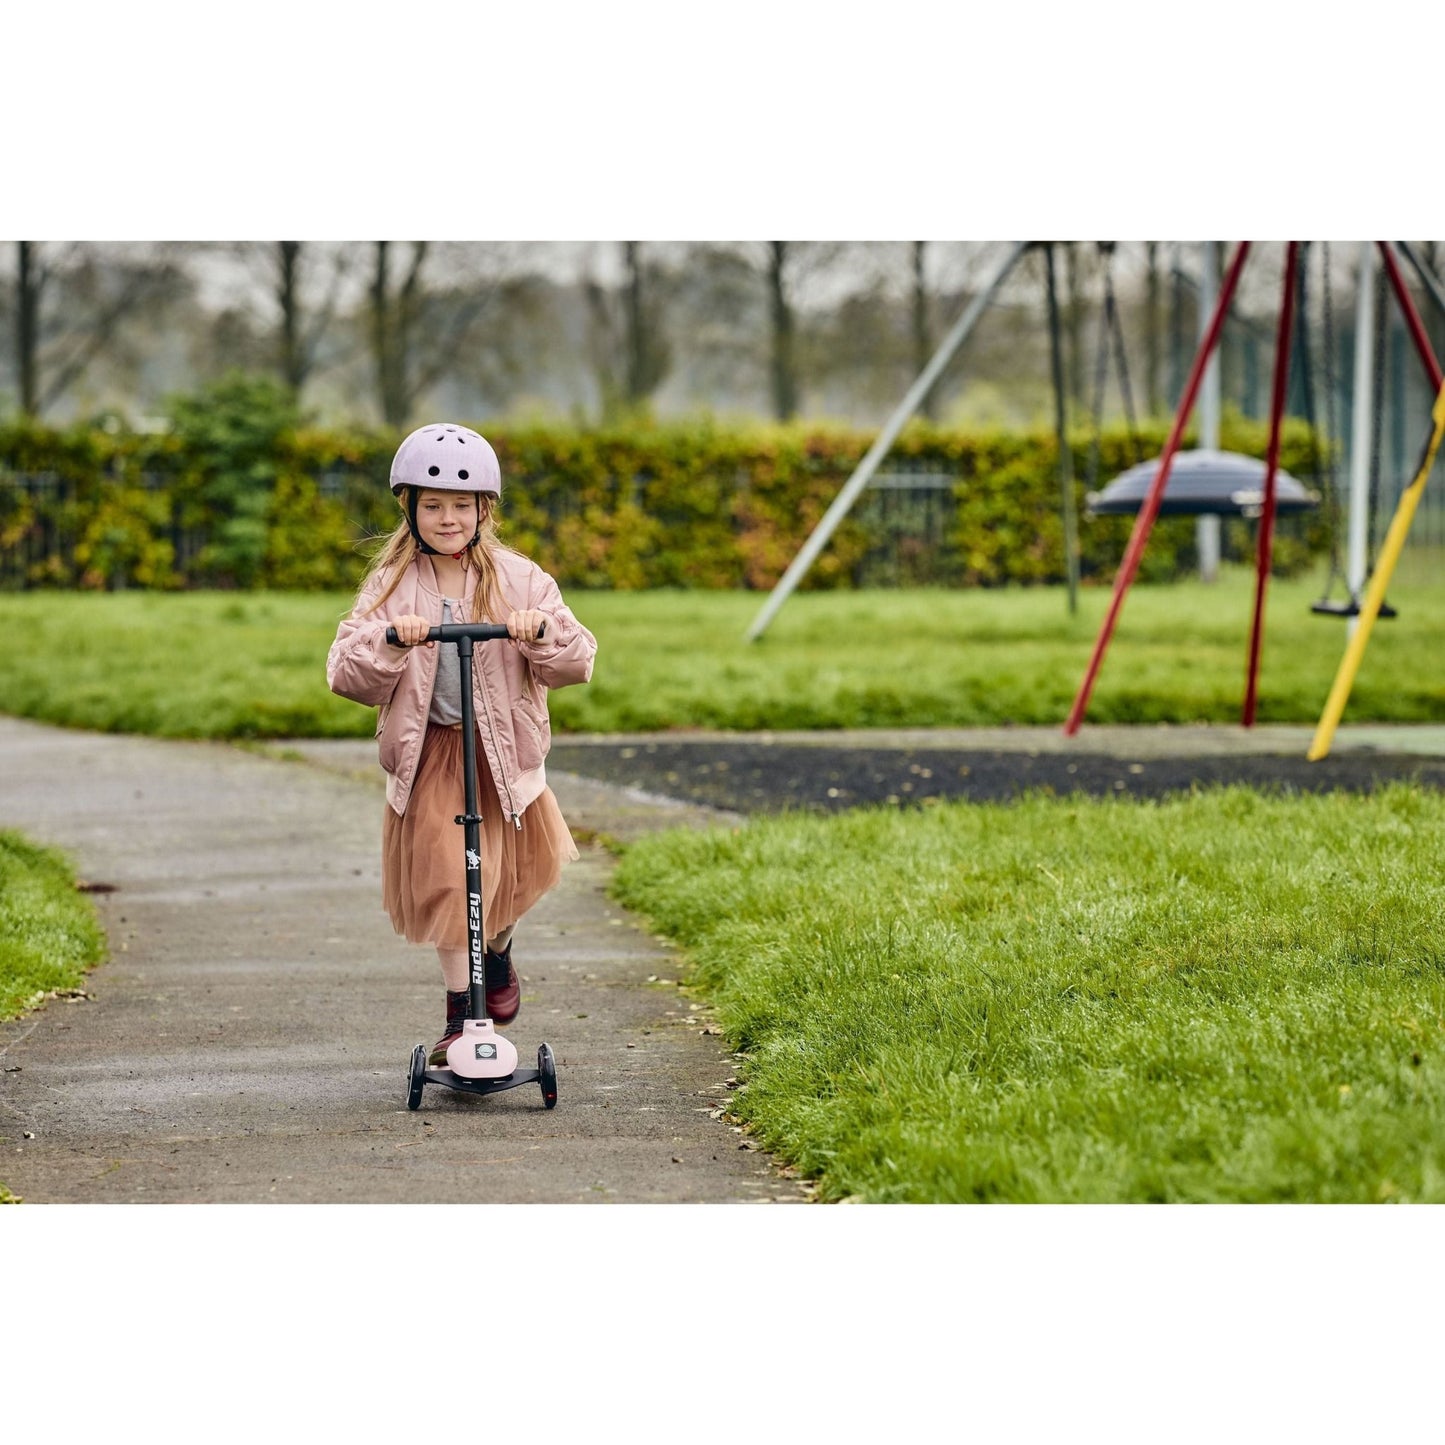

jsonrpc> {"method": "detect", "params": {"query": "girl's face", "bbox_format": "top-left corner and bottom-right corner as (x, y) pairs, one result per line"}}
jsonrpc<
(414, 489), (478, 553)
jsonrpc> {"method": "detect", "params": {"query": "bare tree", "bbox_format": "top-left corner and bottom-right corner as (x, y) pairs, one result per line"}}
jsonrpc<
(1064, 241), (1085, 407)
(766, 241), (798, 420)
(16, 241), (38, 416)
(665, 242), (768, 412)
(912, 241), (937, 420)
(623, 242), (670, 405)
(10, 241), (182, 418)
(274, 242), (350, 396)
(582, 242), (673, 420)
(1145, 241), (1162, 417)
(583, 267), (624, 419)
(368, 242), (513, 428)
(623, 242), (646, 403)
(370, 241), (426, 427)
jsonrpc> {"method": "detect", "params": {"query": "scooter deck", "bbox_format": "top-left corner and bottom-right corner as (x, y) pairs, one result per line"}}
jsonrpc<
(423, 1067), (542, 1097)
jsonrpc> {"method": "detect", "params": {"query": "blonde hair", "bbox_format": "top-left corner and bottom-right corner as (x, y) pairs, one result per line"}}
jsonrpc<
(359, 489), (513, 621)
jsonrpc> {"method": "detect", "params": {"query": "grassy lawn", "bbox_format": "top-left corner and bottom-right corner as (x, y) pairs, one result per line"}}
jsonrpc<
(612, 786), (1445, 1202)
(0, 830), (107, 1020)
(0, 831), (107, 1203)
(0, 560), (1441, 737)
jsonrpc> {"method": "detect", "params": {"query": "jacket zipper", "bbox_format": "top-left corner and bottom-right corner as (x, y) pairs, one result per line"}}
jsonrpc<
(407, 642), (440, 786)
(475, 647), (522, 829)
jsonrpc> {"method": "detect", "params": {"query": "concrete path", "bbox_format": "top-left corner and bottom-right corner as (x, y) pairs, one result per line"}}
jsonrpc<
(0, 717), (806, 1204)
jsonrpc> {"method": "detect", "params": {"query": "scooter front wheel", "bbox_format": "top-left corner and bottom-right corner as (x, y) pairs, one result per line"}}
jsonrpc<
(407, 1043), (427, 1110)
(538, 1042), (558, 1109)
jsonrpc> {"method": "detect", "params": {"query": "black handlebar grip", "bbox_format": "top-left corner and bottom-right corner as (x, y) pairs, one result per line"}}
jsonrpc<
(385, 621), (546, 646)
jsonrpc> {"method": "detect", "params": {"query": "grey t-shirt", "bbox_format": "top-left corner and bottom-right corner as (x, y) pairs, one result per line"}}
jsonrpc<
(428, 600), (464, 725)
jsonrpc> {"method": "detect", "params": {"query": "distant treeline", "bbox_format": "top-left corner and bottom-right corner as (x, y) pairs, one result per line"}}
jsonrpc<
(13, 241), (1395, 434)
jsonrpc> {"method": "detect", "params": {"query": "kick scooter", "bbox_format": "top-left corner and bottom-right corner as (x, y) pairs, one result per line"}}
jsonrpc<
(386, 620), (558, 1112)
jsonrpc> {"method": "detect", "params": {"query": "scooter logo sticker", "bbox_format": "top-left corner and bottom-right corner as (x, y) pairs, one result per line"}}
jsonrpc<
(466, 849), (481, 871)
(475, 1042), (497, 1060)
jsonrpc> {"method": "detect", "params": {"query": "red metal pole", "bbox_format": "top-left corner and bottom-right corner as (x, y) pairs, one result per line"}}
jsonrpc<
(1062, 242), (1253, 736)
(1242, 242), (1300, 728)
(1377, 241), (1444, 391)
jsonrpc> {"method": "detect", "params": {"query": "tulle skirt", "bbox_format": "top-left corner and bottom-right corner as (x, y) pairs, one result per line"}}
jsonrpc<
(382, 723), (578, 948)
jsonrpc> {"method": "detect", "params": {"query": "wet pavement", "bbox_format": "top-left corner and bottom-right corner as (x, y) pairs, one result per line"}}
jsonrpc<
(0, 718), (800, 1205)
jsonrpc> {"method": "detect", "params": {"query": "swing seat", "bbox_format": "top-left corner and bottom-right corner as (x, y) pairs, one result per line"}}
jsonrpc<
(1086, 449), (1320, 517)
(1311, 597), (1397, 619)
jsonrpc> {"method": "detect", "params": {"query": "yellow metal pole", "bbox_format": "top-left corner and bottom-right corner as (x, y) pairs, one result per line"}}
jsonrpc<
(1308, 383), (1445, 760)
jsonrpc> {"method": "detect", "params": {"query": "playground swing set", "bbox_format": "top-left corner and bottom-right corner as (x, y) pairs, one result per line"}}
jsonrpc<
(745, 240), (1445, 761)
(1063, 241), (1445, 757)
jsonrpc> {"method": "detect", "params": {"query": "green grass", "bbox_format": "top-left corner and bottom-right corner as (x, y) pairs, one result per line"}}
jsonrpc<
(0, 560), (1442, 736)
(612, 786), (1445, 1202)
(0, 830), (107, 1021)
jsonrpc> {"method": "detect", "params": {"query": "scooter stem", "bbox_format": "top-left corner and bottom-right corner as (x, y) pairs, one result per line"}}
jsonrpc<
(454, 634), (489, 1023)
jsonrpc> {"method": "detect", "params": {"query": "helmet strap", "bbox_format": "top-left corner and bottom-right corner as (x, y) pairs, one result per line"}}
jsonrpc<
(404, 488), (482, 559)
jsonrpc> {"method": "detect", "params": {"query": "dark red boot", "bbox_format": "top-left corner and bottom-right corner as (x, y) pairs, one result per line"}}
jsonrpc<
(429, 988), (469, 1066)
(484, 943), (520, 1024)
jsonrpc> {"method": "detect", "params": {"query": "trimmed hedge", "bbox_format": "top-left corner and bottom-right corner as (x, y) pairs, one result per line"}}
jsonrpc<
(0, 384), (1329, 592)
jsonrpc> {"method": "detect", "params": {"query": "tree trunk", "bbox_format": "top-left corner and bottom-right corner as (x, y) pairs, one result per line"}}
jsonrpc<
(275, 241), (302, 393)
(396, 243), (427, 416)
(624, 241), (646, 404)
(278, 241), (303, 394)
(1169, 242), (1186, 408)
(18, 241), (39, 418)
(1065, 242), (1084, 408)
(1145, 241), (1161, 417)
(767, 241), (797, 420)
(11, 242), (181, 418)
(911, 241), (936, 420)
(370, 241), (426, 428)
(370, 241), (393, 423)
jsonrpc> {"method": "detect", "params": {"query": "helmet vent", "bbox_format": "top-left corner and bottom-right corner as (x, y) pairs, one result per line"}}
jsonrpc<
(427, 466), (440, 476)
(458, 469), (470, 480)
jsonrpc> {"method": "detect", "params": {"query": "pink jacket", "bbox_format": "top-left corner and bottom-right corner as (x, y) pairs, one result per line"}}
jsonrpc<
(326, 550), (596, 821)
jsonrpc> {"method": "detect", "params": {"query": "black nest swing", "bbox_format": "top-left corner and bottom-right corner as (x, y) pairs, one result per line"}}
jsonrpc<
(1077, 245), (1318, 525)
(1085, 448), (1321, 518)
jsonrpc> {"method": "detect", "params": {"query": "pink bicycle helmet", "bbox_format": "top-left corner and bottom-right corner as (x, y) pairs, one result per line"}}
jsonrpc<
(389, 423), (501, 555)
(390, 423), (501, 496)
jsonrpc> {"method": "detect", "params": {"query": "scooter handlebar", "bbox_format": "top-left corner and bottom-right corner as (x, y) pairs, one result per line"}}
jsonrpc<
(385, 621), (543, 646)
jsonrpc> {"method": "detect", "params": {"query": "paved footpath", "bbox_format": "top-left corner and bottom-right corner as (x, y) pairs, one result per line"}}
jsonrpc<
(0, 717), (808, 1204)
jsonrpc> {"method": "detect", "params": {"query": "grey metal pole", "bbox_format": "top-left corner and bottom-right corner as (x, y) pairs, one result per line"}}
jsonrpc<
(1197, 240), (1222, 582)
(1044, 243), (1080, 614)
(744, 240), (1032, 642)
(1347, 241), (1376, 640)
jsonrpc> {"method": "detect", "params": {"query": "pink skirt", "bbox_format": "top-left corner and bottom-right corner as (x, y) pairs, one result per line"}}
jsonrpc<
(382, 723), (578, 949)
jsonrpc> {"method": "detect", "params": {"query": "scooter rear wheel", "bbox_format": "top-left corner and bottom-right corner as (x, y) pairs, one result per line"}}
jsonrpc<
(538, 1042), (558, 1109)
(407, 1043), (427, 1110)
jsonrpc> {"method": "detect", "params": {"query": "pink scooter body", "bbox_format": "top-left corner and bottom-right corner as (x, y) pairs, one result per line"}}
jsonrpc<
(446, 1018), (519, 1079)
